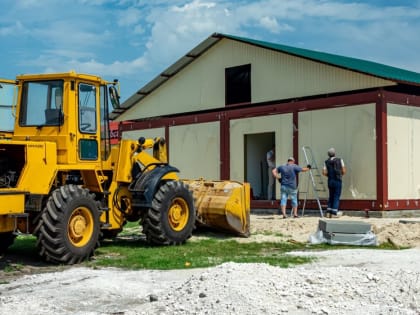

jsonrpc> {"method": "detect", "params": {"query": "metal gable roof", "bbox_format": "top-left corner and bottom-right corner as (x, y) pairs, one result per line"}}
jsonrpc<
(113, 32), (420, 120)
(222, 33), (420, 85)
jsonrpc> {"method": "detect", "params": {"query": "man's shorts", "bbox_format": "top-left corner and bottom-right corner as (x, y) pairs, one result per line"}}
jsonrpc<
(280, 186), (298, 207)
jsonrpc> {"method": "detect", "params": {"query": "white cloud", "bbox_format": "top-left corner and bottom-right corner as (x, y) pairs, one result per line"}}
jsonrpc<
(172, 0), (216, 12)
(259, 16), (279, 32)
(259, 16), (294, 34)
(31, 54), (147, 77)
(139, 0), (241, 70)
(235, 0), (420, 21)
(117, 7), (142, 27)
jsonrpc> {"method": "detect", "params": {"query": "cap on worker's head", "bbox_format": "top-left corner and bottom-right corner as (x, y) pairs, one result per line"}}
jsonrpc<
(327, 148), (336, 157)
(287, 157), (295, 162)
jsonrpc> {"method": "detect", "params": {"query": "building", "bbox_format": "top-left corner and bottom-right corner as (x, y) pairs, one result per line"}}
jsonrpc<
(111, 33), (420, 215)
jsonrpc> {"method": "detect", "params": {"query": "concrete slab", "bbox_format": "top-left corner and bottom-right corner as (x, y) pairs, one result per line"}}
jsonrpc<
(319, 219), (371, 234)
(323, 231), (377, 246)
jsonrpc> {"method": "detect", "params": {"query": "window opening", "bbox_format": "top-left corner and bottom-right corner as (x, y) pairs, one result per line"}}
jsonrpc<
(225, 64), (251, 105)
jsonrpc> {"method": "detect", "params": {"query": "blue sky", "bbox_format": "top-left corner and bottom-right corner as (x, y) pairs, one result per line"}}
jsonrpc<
(1, 0), (420, 102)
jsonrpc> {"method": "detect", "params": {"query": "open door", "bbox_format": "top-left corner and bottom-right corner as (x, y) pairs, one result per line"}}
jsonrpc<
(244, 132), (275, 200)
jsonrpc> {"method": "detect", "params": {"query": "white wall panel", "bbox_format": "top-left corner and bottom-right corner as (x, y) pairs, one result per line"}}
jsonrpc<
(299, 104), (376, 200)
(169, 122), (220, 180)
(388, 104), (420, 199)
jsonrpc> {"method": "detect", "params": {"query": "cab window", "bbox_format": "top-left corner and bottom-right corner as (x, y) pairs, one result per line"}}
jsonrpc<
(78, 83), (97, 133)
(0, 82), (17, 131)
(20, 80), (64, 127)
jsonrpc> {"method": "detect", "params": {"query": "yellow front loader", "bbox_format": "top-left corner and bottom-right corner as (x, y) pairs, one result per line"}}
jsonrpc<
(0, 72), (250, 264)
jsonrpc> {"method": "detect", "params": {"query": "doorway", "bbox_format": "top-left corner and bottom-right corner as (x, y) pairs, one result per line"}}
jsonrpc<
(244, 132), (275, 200)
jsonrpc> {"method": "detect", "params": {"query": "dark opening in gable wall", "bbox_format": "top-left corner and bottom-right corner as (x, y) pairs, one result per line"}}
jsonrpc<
(225, 64), (251, 106)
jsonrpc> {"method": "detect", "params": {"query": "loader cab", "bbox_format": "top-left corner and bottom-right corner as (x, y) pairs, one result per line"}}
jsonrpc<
(13, 72), (118, 165)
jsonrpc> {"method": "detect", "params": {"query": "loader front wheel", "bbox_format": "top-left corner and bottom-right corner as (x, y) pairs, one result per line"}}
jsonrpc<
(143, 180), (195, 245)
(34, 185), (101, 264)
(0, 232), (16, 255)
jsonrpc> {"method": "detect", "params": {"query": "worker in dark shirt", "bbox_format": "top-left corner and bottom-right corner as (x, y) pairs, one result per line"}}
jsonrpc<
(323, 148), (347, 217)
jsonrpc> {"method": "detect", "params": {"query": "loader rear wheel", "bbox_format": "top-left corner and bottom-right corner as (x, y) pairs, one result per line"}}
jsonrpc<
(0, 232), (16, 255)
(34, 185), (101, 264)
(143, 180), (195, 245)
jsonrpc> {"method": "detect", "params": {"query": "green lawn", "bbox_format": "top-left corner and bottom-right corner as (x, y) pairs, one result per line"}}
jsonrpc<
(3, 223), (394, 271)
(91, 237), (314, 269)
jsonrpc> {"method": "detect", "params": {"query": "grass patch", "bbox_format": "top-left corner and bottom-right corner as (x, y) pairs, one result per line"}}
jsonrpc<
(2, 228), (404, 272)
(6, 235), (37, 254)
(2, 234), (315, 271)
(89, 238), (313, 270)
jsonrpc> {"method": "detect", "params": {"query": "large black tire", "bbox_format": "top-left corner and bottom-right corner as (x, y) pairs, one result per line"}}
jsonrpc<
(142, 180), (195, 245)
(0, 232), (16, 255)
(33, 185), (101, 264)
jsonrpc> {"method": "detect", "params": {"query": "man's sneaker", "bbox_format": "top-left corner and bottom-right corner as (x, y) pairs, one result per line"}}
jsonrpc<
(325, 208), (332, 218)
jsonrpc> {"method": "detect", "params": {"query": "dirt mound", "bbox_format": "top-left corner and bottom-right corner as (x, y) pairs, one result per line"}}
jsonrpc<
(245, 214), (420, 248)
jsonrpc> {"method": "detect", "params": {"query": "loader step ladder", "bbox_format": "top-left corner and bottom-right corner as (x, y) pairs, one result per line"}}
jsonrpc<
(300, 146), (327, 217)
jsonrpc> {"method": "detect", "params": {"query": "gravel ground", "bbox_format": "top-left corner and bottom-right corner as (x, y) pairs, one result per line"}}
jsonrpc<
(0, 214), (419, 315)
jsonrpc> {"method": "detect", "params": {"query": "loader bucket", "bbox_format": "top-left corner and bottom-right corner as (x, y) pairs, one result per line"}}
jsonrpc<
(182, 179), (251, 237)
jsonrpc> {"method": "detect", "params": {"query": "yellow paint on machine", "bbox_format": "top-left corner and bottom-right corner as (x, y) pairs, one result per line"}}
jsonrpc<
(0, 190), (25, 214)
(0, 192), (25, 214)
(0, 192), (25, 233)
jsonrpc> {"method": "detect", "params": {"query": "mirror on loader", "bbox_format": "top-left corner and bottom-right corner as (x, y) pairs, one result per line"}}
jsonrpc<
(109, 85), (120, 109)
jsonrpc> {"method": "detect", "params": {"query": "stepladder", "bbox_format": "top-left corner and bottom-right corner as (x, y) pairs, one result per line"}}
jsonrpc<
(300, 146), (327, 217)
